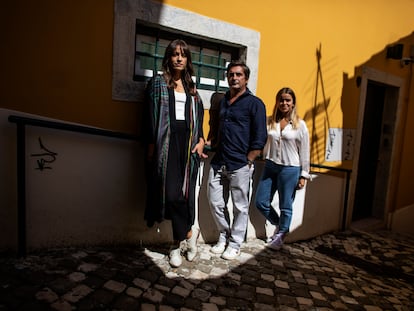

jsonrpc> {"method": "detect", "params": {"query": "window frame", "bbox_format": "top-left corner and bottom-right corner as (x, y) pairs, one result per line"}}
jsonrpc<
(112, 0), (261, 109)
(134, 22), (242, 92)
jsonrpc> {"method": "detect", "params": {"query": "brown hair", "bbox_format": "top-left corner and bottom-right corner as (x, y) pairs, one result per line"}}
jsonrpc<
(162, 39), (196, 95)
(226, 60), (250, 79)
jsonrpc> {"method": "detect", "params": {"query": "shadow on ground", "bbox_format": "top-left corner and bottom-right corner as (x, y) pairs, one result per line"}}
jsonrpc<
(0, 230), (413, 310)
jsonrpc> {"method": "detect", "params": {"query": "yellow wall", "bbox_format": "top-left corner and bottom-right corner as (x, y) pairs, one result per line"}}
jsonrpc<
(1, 1), (140, 134)
(1, 0), (414, 209)
(163, 0), (414, 209)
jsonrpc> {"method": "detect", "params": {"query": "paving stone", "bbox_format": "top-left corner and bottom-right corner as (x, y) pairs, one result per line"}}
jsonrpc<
(50, 299), (72, 311)
(141, 303), (156, 311)
(86, 288), (116, 305)
(62, 284), (93, 303)
(154, 283), (171, 292)
(112, 294), (140, 311)
(171, 285), (190, 298)
(132, 277), (151, 290)
(77, 263), (98, 273)
(142, 288), (164, 303)
(46, 277), (75, 295)
(163, 292), (184, 307)
(191, 288), (211, 301)
(104, 279), (127, 293)
(0, 230), (412, 310)
(35, 287), (59, 303)
(201, 302), (219, 311)
(183, 296), (202, 310)
(126, 286), (143, 298)
(256, 287), (273, 296)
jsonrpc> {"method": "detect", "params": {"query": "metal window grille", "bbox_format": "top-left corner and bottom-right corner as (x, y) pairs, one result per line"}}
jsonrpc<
(134, 22), (242, 92)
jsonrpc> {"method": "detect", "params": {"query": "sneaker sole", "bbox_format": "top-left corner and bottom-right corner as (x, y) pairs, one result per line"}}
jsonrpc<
(221, 254), (240, 260)
(210, 244), (226, 254)
(221, 252), (240, 260)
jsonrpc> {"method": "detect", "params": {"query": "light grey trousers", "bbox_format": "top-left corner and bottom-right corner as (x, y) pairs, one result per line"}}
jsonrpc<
(207, 164), (254, 249)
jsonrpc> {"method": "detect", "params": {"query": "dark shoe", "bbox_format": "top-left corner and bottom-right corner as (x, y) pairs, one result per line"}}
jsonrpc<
(266, 232), (285, 250)
(266, 226), (279, 243)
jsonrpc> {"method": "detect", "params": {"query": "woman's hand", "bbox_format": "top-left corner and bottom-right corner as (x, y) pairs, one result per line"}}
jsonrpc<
(192, 138), (208, 159)
(296, 177), (306, 190)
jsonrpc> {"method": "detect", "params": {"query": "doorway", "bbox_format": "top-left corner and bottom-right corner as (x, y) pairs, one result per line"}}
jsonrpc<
(351, 70), (401, 226)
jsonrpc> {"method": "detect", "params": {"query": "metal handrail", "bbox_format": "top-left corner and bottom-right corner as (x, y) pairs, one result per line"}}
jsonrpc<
(8, 115), (139, 256)
(8, 115), (140, 141)
(9, 114), (352, 256)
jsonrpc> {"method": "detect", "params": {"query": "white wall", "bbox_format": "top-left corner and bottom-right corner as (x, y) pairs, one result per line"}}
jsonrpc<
(196, 159), (347, 244)
(391, 204), (414, 238)
(1, 108), (348, 252)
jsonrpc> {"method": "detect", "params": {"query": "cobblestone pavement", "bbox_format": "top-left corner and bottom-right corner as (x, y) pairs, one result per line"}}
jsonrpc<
(0, 229), (413, 311)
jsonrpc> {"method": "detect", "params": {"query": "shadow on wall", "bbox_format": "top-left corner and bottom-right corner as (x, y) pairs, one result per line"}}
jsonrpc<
(302, 43), (332, 166)
(340, 31), (414, 234)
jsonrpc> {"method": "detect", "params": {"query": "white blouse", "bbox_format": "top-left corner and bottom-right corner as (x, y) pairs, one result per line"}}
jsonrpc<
(174, 91), (186, 121)
(262, 119), (311, 179)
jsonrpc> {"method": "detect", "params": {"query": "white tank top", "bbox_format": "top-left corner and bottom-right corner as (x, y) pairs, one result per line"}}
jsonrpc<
(174, 91), (186, 121)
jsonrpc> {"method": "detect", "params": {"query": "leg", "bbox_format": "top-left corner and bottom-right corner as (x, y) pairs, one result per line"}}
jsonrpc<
(186, 226), (200, 261)
(277, 165), (301, 233)
(208, 166), (230, 244)
(255, 160), (280, 225)
(227, 164), (252, 250)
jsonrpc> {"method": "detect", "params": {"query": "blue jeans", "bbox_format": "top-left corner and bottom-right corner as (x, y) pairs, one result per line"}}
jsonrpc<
(255, 160), (300, 233)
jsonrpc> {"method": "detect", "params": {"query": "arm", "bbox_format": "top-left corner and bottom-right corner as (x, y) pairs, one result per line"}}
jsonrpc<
(247, 149), (262, 163)
(191, 96), (208, 158)
(298, 120), (310, 179)
(206, 92), (224, 150)
(297, 120), (311, 189)
(248, 98), (268, 162)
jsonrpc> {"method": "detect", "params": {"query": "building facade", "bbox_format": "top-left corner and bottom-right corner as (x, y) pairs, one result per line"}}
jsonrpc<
(1, 0), (414, 251)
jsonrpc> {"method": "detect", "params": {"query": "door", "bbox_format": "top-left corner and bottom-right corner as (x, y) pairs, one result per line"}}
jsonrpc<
(352, 80), (398, 222)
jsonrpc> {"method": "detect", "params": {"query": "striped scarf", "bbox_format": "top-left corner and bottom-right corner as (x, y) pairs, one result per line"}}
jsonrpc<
(150, 75), (203, 206)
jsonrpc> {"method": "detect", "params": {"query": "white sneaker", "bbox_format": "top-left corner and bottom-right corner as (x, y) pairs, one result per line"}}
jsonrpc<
(169, 248), (182, 267)
(210, 241), (226, 254)
(186, 227), (200, 262)
(221, 246), (240, 260)
(266, 232), (285, 250)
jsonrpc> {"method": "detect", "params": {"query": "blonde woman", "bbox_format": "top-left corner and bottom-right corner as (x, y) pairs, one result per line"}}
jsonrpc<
(255, 87), (310, 250)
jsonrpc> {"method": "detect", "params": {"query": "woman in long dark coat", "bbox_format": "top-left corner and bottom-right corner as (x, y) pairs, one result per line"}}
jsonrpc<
(143, 39), (206, 267)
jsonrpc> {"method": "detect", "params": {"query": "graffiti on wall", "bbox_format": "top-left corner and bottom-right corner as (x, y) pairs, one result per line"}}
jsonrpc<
(325, 128), (355, 161)
(30, 137), (58, 170)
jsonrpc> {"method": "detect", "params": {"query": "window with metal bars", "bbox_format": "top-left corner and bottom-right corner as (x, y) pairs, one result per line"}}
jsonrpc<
(134, 22), (243, 93)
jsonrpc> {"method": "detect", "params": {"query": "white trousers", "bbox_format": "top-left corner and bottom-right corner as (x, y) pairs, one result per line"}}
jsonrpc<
(207, 164), (254, 249)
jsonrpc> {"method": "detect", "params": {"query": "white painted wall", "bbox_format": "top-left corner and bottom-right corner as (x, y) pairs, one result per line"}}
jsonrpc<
(195, 158), (346, 244)
(1, 108), (348, 252)
(391, 204), (414, 238)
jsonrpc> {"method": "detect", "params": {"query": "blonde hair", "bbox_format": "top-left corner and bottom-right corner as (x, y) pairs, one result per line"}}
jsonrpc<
(269, 87), (300, 129)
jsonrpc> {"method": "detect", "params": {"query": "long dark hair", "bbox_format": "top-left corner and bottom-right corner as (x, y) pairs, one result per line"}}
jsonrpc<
(162, 39), (196, 95)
